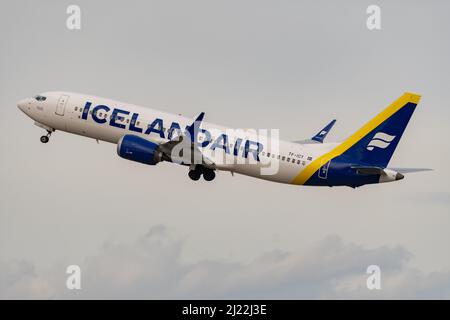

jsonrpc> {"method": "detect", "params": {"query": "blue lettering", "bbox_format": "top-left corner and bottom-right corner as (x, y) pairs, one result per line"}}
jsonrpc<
(233, 138), (243, 156)
(167, 122), (182, 140)
(81, 101), (91, 120)
(211, 134), (230, 154)
(199, 128), (212, 148)
(145, 118), (164, 138)
(110, 108), (130, 129)
(244, 140), (263, 161)
(129, 113), (143, 133)
(92, 105), (110, 124)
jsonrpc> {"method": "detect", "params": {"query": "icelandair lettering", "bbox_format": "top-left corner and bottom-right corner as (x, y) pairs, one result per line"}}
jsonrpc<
(82, 101), (263, 160)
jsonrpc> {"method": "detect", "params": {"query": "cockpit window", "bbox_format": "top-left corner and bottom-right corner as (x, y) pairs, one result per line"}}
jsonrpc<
(34, 95), (47, 101)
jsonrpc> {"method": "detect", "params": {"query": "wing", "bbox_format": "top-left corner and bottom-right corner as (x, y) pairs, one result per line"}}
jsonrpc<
(158, 112), (215, 168)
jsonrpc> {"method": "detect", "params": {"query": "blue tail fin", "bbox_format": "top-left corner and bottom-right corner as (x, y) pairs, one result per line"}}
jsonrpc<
(341, 93), (421, 168)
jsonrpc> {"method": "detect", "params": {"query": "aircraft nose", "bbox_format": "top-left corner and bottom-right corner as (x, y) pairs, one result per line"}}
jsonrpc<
(17, 98), (30, 111)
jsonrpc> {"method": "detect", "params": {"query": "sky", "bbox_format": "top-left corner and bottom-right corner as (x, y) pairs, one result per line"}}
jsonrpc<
(1, 0), (450, 299)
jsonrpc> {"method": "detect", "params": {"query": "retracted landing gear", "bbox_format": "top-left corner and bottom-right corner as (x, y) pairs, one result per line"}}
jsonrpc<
(188, 166), (216, 181)
(40, 130), (52, 144)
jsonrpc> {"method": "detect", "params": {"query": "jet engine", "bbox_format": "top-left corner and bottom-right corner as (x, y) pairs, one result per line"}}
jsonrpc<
(117, 135), (162, 165)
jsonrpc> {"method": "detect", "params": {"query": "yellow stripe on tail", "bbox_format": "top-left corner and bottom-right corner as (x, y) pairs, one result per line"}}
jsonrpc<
(291, 92), (421, 185)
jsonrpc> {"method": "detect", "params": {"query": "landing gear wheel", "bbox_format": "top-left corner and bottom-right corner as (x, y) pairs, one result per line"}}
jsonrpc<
(188, 170), (201, 181)
(40, 130), (52, 143)
(203, 169), (216, 181)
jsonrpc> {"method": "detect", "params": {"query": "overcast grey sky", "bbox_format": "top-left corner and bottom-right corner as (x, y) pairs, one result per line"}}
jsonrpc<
(1, 0), (450, 299)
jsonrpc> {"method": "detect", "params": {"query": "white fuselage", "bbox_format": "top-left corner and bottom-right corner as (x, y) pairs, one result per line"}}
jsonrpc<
(17, 91), (334, 185)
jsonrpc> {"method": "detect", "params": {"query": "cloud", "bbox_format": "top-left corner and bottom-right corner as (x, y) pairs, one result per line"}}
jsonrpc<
(0, 260), (57, 299)
(1, 226), (450, 299)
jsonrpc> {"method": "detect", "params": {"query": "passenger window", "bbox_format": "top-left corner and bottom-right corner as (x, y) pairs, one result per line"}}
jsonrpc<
(267, 152), (271, 157)
(297, 160), (301, 165)
(282, 156), (286, 161)
(75, 107), (78, 111)
(287, 157), (291, 162)
(292, 158), (296, 163)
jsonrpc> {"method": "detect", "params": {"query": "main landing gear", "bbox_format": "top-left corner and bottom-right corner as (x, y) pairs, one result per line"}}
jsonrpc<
(40, 130), (52, 144)
(188, 169), (201, 181)
(203, 169), (215, 181)
(188, 166), (216, 181)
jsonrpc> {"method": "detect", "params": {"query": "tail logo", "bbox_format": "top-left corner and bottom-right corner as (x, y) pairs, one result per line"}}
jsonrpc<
(366, 132), (396, 151)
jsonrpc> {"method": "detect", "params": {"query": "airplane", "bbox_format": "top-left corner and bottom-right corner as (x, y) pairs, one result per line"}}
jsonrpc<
(17, 91), (430, 187)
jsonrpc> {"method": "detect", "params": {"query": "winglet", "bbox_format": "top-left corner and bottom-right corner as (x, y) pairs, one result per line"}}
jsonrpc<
(311, 119), (336, 143)
(186, 112), (205, 143)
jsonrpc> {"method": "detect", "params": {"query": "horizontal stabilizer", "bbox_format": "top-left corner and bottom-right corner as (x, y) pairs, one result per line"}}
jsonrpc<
(352, 166), (405, 181)
(389, 168), (433, 174)
(351, 166), (384, 175)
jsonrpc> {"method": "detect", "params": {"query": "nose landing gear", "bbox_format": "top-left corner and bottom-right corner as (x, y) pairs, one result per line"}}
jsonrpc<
(40, 130), (52, 144)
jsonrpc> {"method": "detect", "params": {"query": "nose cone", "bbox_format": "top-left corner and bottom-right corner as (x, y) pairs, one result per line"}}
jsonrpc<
(17, 98), (30, 112)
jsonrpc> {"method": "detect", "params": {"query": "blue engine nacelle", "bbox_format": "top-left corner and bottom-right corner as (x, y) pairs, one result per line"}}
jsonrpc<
(117, 135), (162, 165)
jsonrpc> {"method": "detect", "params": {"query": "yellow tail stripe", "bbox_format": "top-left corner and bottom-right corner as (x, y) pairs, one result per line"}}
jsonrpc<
(291, 92), (421, 185)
